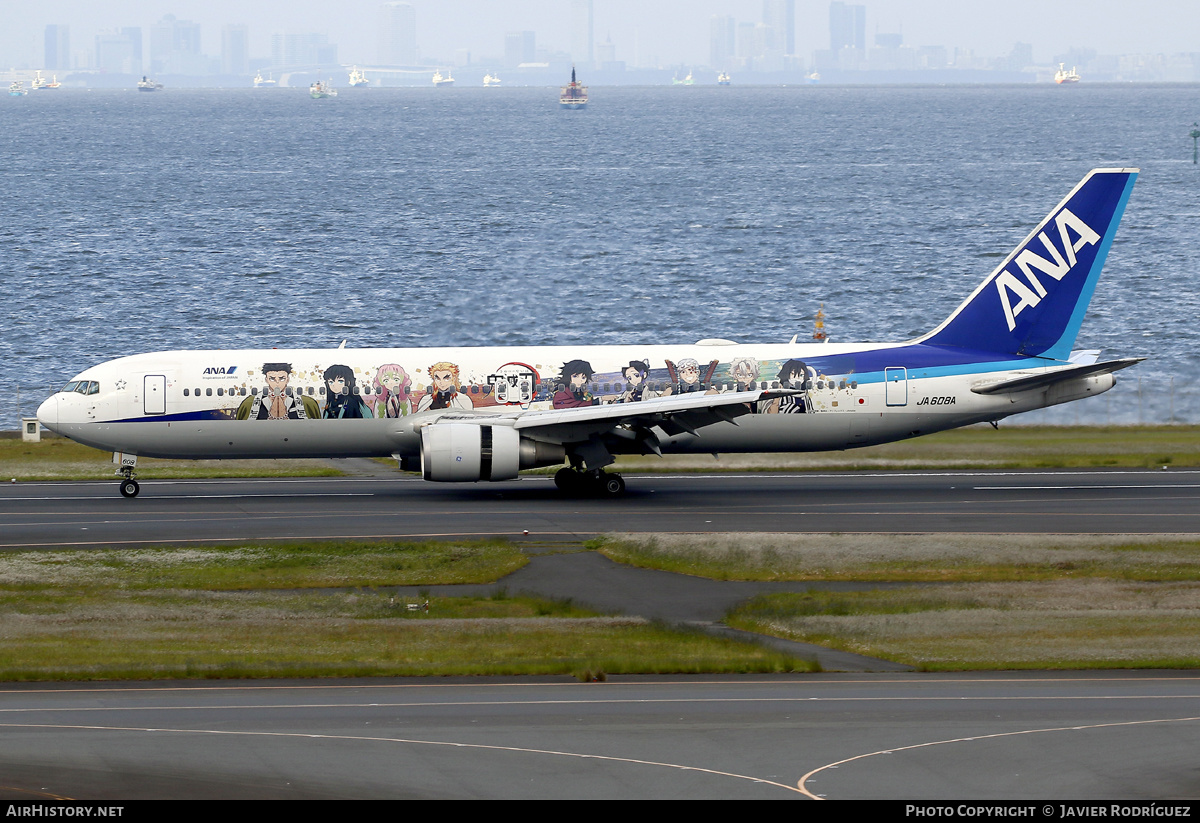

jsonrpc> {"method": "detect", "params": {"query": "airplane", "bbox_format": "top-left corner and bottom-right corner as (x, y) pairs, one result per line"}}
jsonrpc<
(37, 167), (1141, 499)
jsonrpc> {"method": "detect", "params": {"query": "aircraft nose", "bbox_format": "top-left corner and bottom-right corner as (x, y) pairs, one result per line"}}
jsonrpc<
(37, 395), (59, 433)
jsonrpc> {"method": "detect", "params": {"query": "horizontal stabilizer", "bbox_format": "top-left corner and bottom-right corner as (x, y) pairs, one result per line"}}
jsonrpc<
(970, 357), (1143, 395)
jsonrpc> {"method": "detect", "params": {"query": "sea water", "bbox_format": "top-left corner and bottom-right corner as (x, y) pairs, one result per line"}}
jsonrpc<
(2, 83), (1198, 427)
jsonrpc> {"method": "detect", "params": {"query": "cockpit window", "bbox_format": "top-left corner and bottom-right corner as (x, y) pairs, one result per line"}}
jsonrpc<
(61, 381), (99, 395)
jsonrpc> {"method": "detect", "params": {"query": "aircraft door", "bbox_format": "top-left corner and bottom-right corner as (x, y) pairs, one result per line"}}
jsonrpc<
(144, 375), (167, 415)
(885, 367), (908, 406)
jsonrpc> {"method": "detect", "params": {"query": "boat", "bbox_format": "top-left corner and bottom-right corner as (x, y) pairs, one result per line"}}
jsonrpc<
(309, 79), (337, 99)
(1054, 63), (1081, 84)
(253, 71), (277, 88)
(559, 65), (587, 109)
(432, 70), (454, 87)
(348, 66), (369, 87)
(137, 76), (163, 91)
(717, 71), (731, 85)
(672, 71), (695, 86)
(805, 71), (821, 84)
(483, 72), (501, 87)
(32, 71), (60, 90)
(8, 81), (28, 97)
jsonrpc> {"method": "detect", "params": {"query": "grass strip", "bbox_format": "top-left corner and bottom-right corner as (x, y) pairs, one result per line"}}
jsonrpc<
(0, 540), (530, 590)
(0, 437), (342, 480)
(726, 582), (1200, 671)
(0, 543), (814, 681)
(594, 532), (1200, 582)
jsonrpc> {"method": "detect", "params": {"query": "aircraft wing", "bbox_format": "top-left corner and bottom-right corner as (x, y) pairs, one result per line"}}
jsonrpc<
(969, 358), (1143, 396)
(426, 389), (797, 446)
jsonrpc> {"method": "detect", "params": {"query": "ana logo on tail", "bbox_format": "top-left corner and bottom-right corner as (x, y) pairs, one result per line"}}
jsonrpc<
(996, 208), (1101, 331)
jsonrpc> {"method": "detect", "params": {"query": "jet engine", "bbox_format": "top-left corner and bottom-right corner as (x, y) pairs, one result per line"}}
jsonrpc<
(420, 424), (565, 482)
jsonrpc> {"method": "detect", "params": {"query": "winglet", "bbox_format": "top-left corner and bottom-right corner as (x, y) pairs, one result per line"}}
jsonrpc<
(919, 168), (1138, 361)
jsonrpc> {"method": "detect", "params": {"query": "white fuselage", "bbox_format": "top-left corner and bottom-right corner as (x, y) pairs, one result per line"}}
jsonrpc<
(36, 340), (1113, 463)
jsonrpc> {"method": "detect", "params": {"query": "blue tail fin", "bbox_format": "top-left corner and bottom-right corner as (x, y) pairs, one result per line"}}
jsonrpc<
(919, 168), (1138, 361)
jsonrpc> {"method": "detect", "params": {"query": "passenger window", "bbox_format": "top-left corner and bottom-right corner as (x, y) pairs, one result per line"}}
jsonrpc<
(285, 387), (293, 396)
(206, 388), (213, 397)
(307, 387), (314, 395)
(183, 389), (190, 397)
(251, 387), (259, 395)
(217, 388), (224, 396)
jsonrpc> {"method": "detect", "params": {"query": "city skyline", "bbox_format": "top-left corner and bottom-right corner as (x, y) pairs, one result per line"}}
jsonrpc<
(3, 1), (1197, 72)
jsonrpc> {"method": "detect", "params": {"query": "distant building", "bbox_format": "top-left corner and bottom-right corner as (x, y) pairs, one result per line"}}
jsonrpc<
(737, 21), (771, 70)
(762, 0), (795, 56)
(596, 34), (616, 66)
(221, 24), (250, 76)
(504, 31), (536, 68)
(379, 2), (417, 66)
(95, 28), (142, 75)
(271, 32), (338, 69)
(829, 1), (865, 52)
(571, 0), (593, 68)
(151, 15), (203, 75)
(710, 15), (735, 70)
(45, 24), (70, 71)
(821, 1), (865, 72)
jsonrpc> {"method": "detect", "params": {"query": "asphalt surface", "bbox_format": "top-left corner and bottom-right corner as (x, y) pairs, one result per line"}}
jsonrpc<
(1, 469), (1197, 798)
(1, 672), (1198, 800)
(2, 467), (1199, 548)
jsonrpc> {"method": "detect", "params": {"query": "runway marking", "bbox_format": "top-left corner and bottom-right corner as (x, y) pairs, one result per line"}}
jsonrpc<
(0, 672), (1196, 696)
(796, 714), (1200, 800)
(0, 533), (591, 549)
(977, 484), (1200, 490)
(5, 694), (1200, 715)
(0, 723), (803, 796)
(0, 493), (375, 502)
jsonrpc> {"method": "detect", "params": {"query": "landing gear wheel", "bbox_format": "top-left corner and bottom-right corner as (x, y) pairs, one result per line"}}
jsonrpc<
(119, 479), (140, 498)
(554, 467), (580, 492)
(598, 473), (626, 497)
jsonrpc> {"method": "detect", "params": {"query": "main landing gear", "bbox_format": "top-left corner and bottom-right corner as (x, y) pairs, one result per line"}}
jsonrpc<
(554, 467), (626, 497)
(119, 478), (140, 498)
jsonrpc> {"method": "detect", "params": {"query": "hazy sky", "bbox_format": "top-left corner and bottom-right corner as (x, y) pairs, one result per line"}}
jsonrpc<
(5, 1), (1199, 68)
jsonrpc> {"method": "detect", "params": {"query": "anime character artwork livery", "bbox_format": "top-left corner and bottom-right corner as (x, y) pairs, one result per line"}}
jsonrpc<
(39, 169), (1142, 498)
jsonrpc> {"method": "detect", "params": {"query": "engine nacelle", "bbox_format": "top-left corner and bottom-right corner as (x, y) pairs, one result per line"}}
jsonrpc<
(420, 424), (565, 482)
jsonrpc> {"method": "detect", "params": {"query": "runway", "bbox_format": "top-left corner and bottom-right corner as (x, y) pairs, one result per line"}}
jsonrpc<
(1, 672), (1198, 800)
(2, 469), (1197, 799)
(1, 468), (1199, 548)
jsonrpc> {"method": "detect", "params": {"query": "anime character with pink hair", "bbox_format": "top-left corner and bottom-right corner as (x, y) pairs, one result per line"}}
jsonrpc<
(372, 364), (413, 418)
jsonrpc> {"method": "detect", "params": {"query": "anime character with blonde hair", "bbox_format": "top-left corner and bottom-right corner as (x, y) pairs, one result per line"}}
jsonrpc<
(417, 361), (473, 411)
(373, 364), (413, 418)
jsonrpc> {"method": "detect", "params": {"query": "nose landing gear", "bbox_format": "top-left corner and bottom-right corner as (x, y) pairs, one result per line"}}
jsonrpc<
(114, 452), (140, 498)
